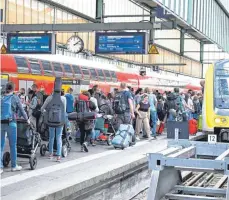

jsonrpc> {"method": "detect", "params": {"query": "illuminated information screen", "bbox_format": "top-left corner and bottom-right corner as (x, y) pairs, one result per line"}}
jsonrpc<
(95, 32), (146, 54)
(7, 33), (55, 54)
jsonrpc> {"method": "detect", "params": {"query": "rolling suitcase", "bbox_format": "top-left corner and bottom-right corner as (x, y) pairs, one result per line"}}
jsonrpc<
(112, 124), (135, 150)
(156, 122), (165, 135)
(189, 119), (198, 135)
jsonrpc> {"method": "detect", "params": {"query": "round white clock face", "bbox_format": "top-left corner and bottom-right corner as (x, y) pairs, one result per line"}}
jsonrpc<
(67, 36), (84, 53)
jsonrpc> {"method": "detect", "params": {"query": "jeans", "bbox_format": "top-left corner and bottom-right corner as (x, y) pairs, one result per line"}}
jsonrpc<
(167, 113), (176, 121)
(49, 126), (63, 156)
(150, 110), (157, 137)
(1, 122), (17, 168)
(91, 128), (96, 140)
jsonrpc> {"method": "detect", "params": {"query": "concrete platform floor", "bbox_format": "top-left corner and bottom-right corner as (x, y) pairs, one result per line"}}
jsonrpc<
(0, 132), (205, 200)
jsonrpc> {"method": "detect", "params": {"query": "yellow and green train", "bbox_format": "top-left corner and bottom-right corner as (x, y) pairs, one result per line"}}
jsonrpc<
(203, 60), (229, 142)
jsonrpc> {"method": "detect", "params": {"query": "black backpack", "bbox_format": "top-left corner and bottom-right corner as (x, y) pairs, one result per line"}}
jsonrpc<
(44, 78), (65, 127)
(113, 91), (128, 114)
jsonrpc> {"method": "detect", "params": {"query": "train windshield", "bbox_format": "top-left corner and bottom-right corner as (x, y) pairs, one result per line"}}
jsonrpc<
(215, 68), (229, 109)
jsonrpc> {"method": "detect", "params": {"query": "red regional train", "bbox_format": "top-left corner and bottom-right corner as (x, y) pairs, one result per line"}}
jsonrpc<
(0, 54), (201, 94)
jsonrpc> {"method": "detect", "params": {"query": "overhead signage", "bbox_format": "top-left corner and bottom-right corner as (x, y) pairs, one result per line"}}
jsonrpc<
(62, 79), (81, 85)
(1, 44), (7, 54)
(95, 32), (147, 54)
(7, 33), (56, 54)
(148, 44), (159, 54)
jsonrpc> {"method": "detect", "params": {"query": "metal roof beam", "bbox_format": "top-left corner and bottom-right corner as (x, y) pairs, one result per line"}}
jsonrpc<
(1, 22), (176, 32)
(37, 0), (98, 23)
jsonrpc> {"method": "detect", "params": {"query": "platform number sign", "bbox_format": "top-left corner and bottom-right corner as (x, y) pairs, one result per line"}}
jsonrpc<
(208, 134), (217, 144)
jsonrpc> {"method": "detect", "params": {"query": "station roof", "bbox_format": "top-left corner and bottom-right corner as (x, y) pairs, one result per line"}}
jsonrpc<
(134, 0), (229, 53)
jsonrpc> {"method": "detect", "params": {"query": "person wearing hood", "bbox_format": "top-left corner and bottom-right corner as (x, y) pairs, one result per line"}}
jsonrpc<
(164, 88), (185, 121)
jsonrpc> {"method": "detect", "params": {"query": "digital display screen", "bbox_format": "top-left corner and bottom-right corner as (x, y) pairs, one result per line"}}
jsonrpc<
(7, 33), (55, 54)
(95, 32), (146, 54)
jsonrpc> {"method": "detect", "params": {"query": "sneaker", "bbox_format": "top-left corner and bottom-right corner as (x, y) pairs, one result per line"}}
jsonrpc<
(81, 146), (85, 152)
(142, 135), (148, 138)
(11, 165), (22, 172)
(0, 169), (3, 174)
(56, 156), (61, 163)
(83, 142), (89, 152)
(136, 136), (140, 141)
(48, 154), (53, 159)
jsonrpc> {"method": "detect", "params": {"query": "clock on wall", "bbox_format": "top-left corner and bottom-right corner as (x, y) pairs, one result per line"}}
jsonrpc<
(67, 36), (84, 53)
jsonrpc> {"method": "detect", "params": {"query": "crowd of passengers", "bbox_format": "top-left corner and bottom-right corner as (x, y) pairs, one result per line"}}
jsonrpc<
(0, 81), (204, 173)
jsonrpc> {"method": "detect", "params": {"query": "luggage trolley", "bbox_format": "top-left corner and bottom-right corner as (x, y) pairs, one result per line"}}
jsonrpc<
(3, 119), (42, 170)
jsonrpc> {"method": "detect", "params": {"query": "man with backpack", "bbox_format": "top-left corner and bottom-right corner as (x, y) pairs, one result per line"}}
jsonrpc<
(41, 78), (66, 162)
(113, 83), (135, 129)
(164, 88), (185, 121)
(1, 82), (29, 173)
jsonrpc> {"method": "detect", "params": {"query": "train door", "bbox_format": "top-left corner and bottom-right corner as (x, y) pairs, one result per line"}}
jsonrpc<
(19, 80), (33, 93)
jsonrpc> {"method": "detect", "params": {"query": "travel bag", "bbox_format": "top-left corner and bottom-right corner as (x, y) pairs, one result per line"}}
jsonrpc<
(112, 124), (135, 149)
(189, 119), (198, 135)
(156, 122), (165, 135)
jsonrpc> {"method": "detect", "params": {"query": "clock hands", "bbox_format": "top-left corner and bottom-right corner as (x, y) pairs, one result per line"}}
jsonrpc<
(73, 41), (81, 46)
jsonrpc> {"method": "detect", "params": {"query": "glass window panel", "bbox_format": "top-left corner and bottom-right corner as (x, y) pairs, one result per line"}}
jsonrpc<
(28, 58), (41, 75)
(9, 0), (16, 24)
(97, 69), (104, 77)
(104, 70), (112, 81)
(16, 0), (24, 24)
(38, 2), (45, 23)
(41, 60), (53, 75)
(31, 0), (38, 24)
(63, 64), (72, 73)
(14, 56), (29, 73)
(52, 62), (63, 77)
(81, 66), (90, 76)
(72, 65), (82, 76)
(89, 68), (97, 80)
(110, 71), (117, 79)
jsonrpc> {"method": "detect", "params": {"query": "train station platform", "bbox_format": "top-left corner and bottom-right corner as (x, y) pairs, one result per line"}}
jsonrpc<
(1, 133), (204, 200)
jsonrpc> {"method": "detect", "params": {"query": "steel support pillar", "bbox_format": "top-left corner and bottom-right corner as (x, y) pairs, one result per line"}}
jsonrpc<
(200, 41), (204, 78)
(149, 9), (156, 44)
(180, 29), (185, 56)
(96, 0), (104, 22)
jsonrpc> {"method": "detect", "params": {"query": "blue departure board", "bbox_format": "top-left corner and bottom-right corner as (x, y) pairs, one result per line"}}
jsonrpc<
(7, 33), (55, 54)
(95, 32), (146, 54)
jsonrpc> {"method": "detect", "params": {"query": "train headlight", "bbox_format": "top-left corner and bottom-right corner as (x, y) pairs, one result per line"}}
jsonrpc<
(221, 118), (227, 123)
(215, 118), (221, 123)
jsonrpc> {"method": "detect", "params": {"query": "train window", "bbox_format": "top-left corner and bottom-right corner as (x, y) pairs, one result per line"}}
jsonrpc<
(63, 64), (73, 77)
(110, 71), (117, 79)
(28, 59), (41, 75)
(72, 65), (82, 76)
(52, 62), (63, 77)
(104, 70), (112, 81)
(89, 68), (97, 80)
(14, 56), (29, 74)
(97, 69), (104, 77)
(41, 60), (53, 76)
(97, 69), (104, 81)
(81, 66), (90, 76)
